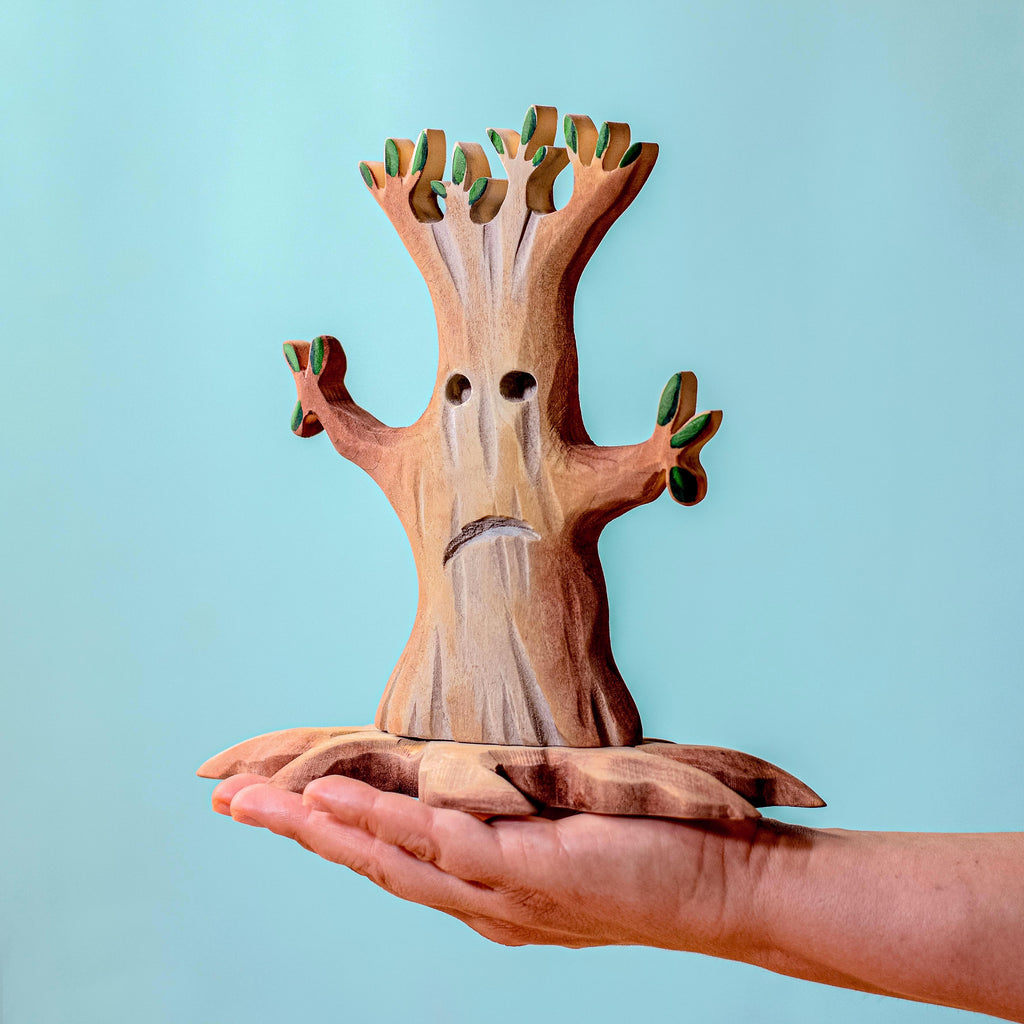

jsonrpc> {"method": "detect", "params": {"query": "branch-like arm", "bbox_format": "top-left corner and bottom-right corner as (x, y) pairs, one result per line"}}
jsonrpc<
(565, 370), (723, 526)
(531, 112), (660, 291)
(283, 335), (404, 482)
(358, 132), (462, 313)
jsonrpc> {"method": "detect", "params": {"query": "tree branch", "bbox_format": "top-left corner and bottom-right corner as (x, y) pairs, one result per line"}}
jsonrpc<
(283, 336), (404, 482)
(531, 113), (659, 292)
(565, 371), (723, 526)
(358, 131), (462, 314)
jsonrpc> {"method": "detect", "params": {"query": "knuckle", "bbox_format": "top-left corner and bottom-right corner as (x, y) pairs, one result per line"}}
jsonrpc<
(397, 830), (436, 864)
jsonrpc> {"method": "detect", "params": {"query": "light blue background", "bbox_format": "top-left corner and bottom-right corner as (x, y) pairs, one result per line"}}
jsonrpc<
(2, 2), (1022, 1021)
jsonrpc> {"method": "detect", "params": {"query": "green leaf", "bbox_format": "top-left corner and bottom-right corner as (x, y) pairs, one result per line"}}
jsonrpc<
(619, 142), (642, 168)
(411, 131), (428, 174)
(283, 344), (301, 373)
(670, 413), (711, 448)
(430, 180), (447, 197)
(358, 162), (374, 188)
(668, 466), (699, 503)
(467, 177), (488, 205)
(564, 115), (578, 153)
(452, 145), (466, 185)
(385, 138), (399, 177)
(311, 336), (324, 375)
(521, 106), (537, 145)
(596, 122), (610, 158)
(656, 373), (682, 426)
(531, 145), (547, 166)
(290, 400), (303, 432)
(487, 129), (505, 155)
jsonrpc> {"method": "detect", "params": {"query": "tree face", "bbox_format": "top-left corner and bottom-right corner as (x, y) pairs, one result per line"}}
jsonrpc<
(431, 331), (565, 549)
(283, 106), (723, 748)
(437, 362), (543, 565)
(201, 105), (826, 825)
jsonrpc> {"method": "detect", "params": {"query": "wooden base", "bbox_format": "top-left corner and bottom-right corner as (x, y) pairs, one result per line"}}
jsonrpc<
(197, 727), (824, 821)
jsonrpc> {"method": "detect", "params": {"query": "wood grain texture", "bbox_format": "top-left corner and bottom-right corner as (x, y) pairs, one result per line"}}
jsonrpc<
(198, 106), (824, 822)
(281, 106), (723, 748)
(269, 732), (426, 796)
(196, 726), (369, 779)
(197, 728), (823, 820)
(638, 742), (825, 809)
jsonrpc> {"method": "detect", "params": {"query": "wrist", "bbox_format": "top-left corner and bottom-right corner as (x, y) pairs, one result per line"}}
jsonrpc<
(692, 817), (822, 965)
(660, 817), (774, 958)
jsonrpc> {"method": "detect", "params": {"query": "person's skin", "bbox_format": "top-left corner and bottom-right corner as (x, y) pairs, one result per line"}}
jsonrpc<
(211, 774), (1024, 1022)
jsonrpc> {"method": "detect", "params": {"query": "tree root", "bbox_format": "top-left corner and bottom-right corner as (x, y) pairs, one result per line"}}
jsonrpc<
(198, 727), (824, 821)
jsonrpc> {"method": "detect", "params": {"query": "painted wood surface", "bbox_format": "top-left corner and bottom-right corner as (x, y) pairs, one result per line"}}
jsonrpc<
(197, 727), (825, 820)
(199, 105), (823, 820)
(285, 106), (721, 748)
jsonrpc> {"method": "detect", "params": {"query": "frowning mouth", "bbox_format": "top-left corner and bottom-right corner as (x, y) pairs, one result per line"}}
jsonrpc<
(442, 516), (539, 567)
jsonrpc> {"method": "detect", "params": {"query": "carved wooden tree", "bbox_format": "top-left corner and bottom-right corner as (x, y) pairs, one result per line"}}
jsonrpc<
(198, 106), (823, 820)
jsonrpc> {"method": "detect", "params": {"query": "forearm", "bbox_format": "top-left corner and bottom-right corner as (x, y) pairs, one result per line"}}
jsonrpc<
(723, 822), (1024, 1021)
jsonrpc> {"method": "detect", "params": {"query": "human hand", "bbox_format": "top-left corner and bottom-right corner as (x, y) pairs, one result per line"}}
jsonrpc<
(211, 774), (761, 952)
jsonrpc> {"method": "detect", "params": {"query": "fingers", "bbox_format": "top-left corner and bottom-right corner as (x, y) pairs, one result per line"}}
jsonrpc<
(303, 776), (507, 886)
(210, 776), (640, 949)
(211, 773), (271, 815)
(226, 782), (489, 916)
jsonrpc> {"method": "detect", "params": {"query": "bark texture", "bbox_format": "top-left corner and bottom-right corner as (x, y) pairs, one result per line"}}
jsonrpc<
(284, 107), (722, 747)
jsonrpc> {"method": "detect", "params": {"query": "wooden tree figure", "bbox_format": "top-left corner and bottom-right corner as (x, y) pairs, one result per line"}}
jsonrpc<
(199, 106), (824, 821)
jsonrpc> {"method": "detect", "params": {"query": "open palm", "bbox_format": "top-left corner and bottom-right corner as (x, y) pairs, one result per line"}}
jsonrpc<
(212, 774), (757, 952)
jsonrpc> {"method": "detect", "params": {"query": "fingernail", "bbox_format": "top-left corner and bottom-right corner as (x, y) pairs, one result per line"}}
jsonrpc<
(670, 412), (710, 448)
(290, 400), (303, 432)
(411, 130), (428, 174)
(531, 145), (547, 167)
(430, 179), (447, 197)
(358, 162), (375, 188)
(619, 142), (642, 168)
(595, 122), (610, 158)
(487, 129), (505, 155)
(283, 343), (301, 372)
(521, 105), (538, 145)
(452, 145), (466, 185)
(311, 336), (324, 375)
(657, 373), (682, 426)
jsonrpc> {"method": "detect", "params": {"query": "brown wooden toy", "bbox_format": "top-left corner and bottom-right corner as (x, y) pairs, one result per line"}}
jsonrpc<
(198, 105), (824, 820)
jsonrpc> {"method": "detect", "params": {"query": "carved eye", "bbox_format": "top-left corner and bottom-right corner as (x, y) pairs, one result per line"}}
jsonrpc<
(445, 373), (472, 405)
(499, 371), (537, 402)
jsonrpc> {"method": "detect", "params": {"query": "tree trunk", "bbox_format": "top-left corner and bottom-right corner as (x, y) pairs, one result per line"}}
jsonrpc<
(285, 106), (721, 748)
